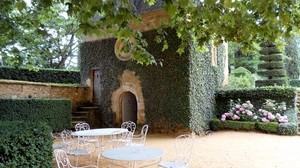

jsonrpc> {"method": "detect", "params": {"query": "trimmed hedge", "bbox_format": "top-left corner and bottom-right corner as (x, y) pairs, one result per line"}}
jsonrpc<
(255, 79), (288, 87)
(210, 119), (296, 135)
(289, 79), (300, 87)
(257, 69), (286, 78)
(0, 121), (52, 167)
(0, 98), (72, 131)
(0, 66), (80, 84)
(210, 119), (256, 131)
(257, 62), (284, 70)
(259, 54), (283, 61)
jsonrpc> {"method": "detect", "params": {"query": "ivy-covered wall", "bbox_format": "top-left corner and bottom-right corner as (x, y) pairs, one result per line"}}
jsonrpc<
(80, 29), (223, 133)
(189, 43), (224, 133)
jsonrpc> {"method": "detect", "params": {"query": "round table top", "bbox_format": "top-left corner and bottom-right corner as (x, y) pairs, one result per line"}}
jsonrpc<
(71, 128), (128, 136)
(102, 146), (164, 161)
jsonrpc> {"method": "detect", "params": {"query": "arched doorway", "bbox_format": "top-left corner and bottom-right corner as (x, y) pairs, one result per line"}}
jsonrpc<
(121, 92), (137, 123)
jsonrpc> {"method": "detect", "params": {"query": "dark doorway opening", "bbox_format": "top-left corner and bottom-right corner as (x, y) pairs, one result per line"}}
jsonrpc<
(93, 69), (101, 105)
(121, 92), (137, 123)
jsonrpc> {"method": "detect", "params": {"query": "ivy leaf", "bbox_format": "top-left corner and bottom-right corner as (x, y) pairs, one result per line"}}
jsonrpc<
(165, 3), (177, 17)
(15, 1), (26, 12)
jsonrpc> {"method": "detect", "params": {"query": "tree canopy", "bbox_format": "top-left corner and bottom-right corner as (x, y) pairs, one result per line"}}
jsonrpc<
(0, 0), (80, 69)
(2, 0), (300, 66)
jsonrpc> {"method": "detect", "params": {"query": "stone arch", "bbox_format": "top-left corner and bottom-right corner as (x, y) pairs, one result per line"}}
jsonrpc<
(111, 70), (145, 126)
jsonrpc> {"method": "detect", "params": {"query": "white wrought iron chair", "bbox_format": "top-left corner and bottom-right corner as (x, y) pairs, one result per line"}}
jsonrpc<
(130, 124), (149, 147)
(75, 122), (99, 146)
(159, 134), (194, 168)
(98, 130), (133, 167)
(121, 121), (136, 134)
(54, 149), (97, 168)
(111, 130), (133, 148)
(61, 129), (96, 167)
(52, 132), (68, 150)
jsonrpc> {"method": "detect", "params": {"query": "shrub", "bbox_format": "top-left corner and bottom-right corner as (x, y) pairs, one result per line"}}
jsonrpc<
(0, 66), (80, 84)
(0, 121), (52, 167)
(277, 123), (298, 135)
(220, 99), (258, 121)
(210, 118), (256, 131)
(256, 122), (278, 133)
(220, 99), (288, 123)
(0, 98), (72, 131)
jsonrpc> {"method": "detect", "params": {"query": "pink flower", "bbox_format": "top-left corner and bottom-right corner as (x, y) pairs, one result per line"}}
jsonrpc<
(267, 114), (275, 120)
(221, 117), (226, 121)
(278, 116), (288, 123)
(262, 118), (270, 122)
(246, 110), (253, 116)
(263, 111), (268, 116)
(235, 105), (241, 109)
(267, 102), (273, 107)
(232, 115), (240, 120)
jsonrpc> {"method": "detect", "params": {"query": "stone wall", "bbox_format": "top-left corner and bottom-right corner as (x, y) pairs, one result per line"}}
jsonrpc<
(0, 80), (92, 112)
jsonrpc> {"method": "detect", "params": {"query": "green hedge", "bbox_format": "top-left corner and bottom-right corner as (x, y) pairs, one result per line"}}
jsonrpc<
(0, 67), (80, 84)
(257, 62), (284, 70)
(210, 119), (297, 135)
(0, 98), (72, 131)
(257, 69), (286, 78)
(289, 79), (300, 87)
(255, 79), (288, 87)
(210, 119), (256, 131)
(0, 121), (52, 167)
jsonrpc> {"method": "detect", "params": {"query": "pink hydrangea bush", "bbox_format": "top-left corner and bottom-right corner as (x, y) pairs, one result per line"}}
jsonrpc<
(258, 99), (288, 123)
(221, 99), (288, 123)
(221, 99), (258, 122)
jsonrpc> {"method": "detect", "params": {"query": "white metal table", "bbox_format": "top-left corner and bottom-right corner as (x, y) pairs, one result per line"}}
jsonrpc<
(71, 128), (128, 137)
(102, 146), (164, 167)
(71, 128), (128, 152)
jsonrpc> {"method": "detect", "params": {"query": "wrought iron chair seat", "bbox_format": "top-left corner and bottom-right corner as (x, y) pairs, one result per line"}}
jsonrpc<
(54, 149), (97, 168)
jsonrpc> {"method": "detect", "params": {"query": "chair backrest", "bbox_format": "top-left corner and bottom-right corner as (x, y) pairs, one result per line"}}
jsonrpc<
(121, 121), (136, 133)
(173, 134), (194, 167)
(140, 124), (149, 138)
(75, 122), (90, 131)
(111, 130), (133, 148)
(54, 149), (72, 168)
(61, 129), (74, 146)
(137, 124), (149, 146)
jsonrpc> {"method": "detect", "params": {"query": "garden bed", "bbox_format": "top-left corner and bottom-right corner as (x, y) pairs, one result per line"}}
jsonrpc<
(209, 119), (298, 135)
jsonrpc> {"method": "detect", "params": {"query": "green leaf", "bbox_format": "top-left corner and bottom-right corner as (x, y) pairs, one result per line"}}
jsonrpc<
(15, 1), (26, 12)
(165, 3), (177, 17)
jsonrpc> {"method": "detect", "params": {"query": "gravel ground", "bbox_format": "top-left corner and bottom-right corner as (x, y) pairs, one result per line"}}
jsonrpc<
(53, 130), (300, 168)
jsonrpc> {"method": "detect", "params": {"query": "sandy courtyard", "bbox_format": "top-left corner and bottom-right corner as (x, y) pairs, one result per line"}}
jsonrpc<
(54, 130), (300, 168)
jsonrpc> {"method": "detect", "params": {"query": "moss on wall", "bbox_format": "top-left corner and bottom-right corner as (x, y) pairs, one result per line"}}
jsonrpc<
(80, 29), (223, 133)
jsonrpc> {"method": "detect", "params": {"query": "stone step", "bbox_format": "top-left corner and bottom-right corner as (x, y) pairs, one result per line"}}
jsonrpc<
(78, 106), (100, 111)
